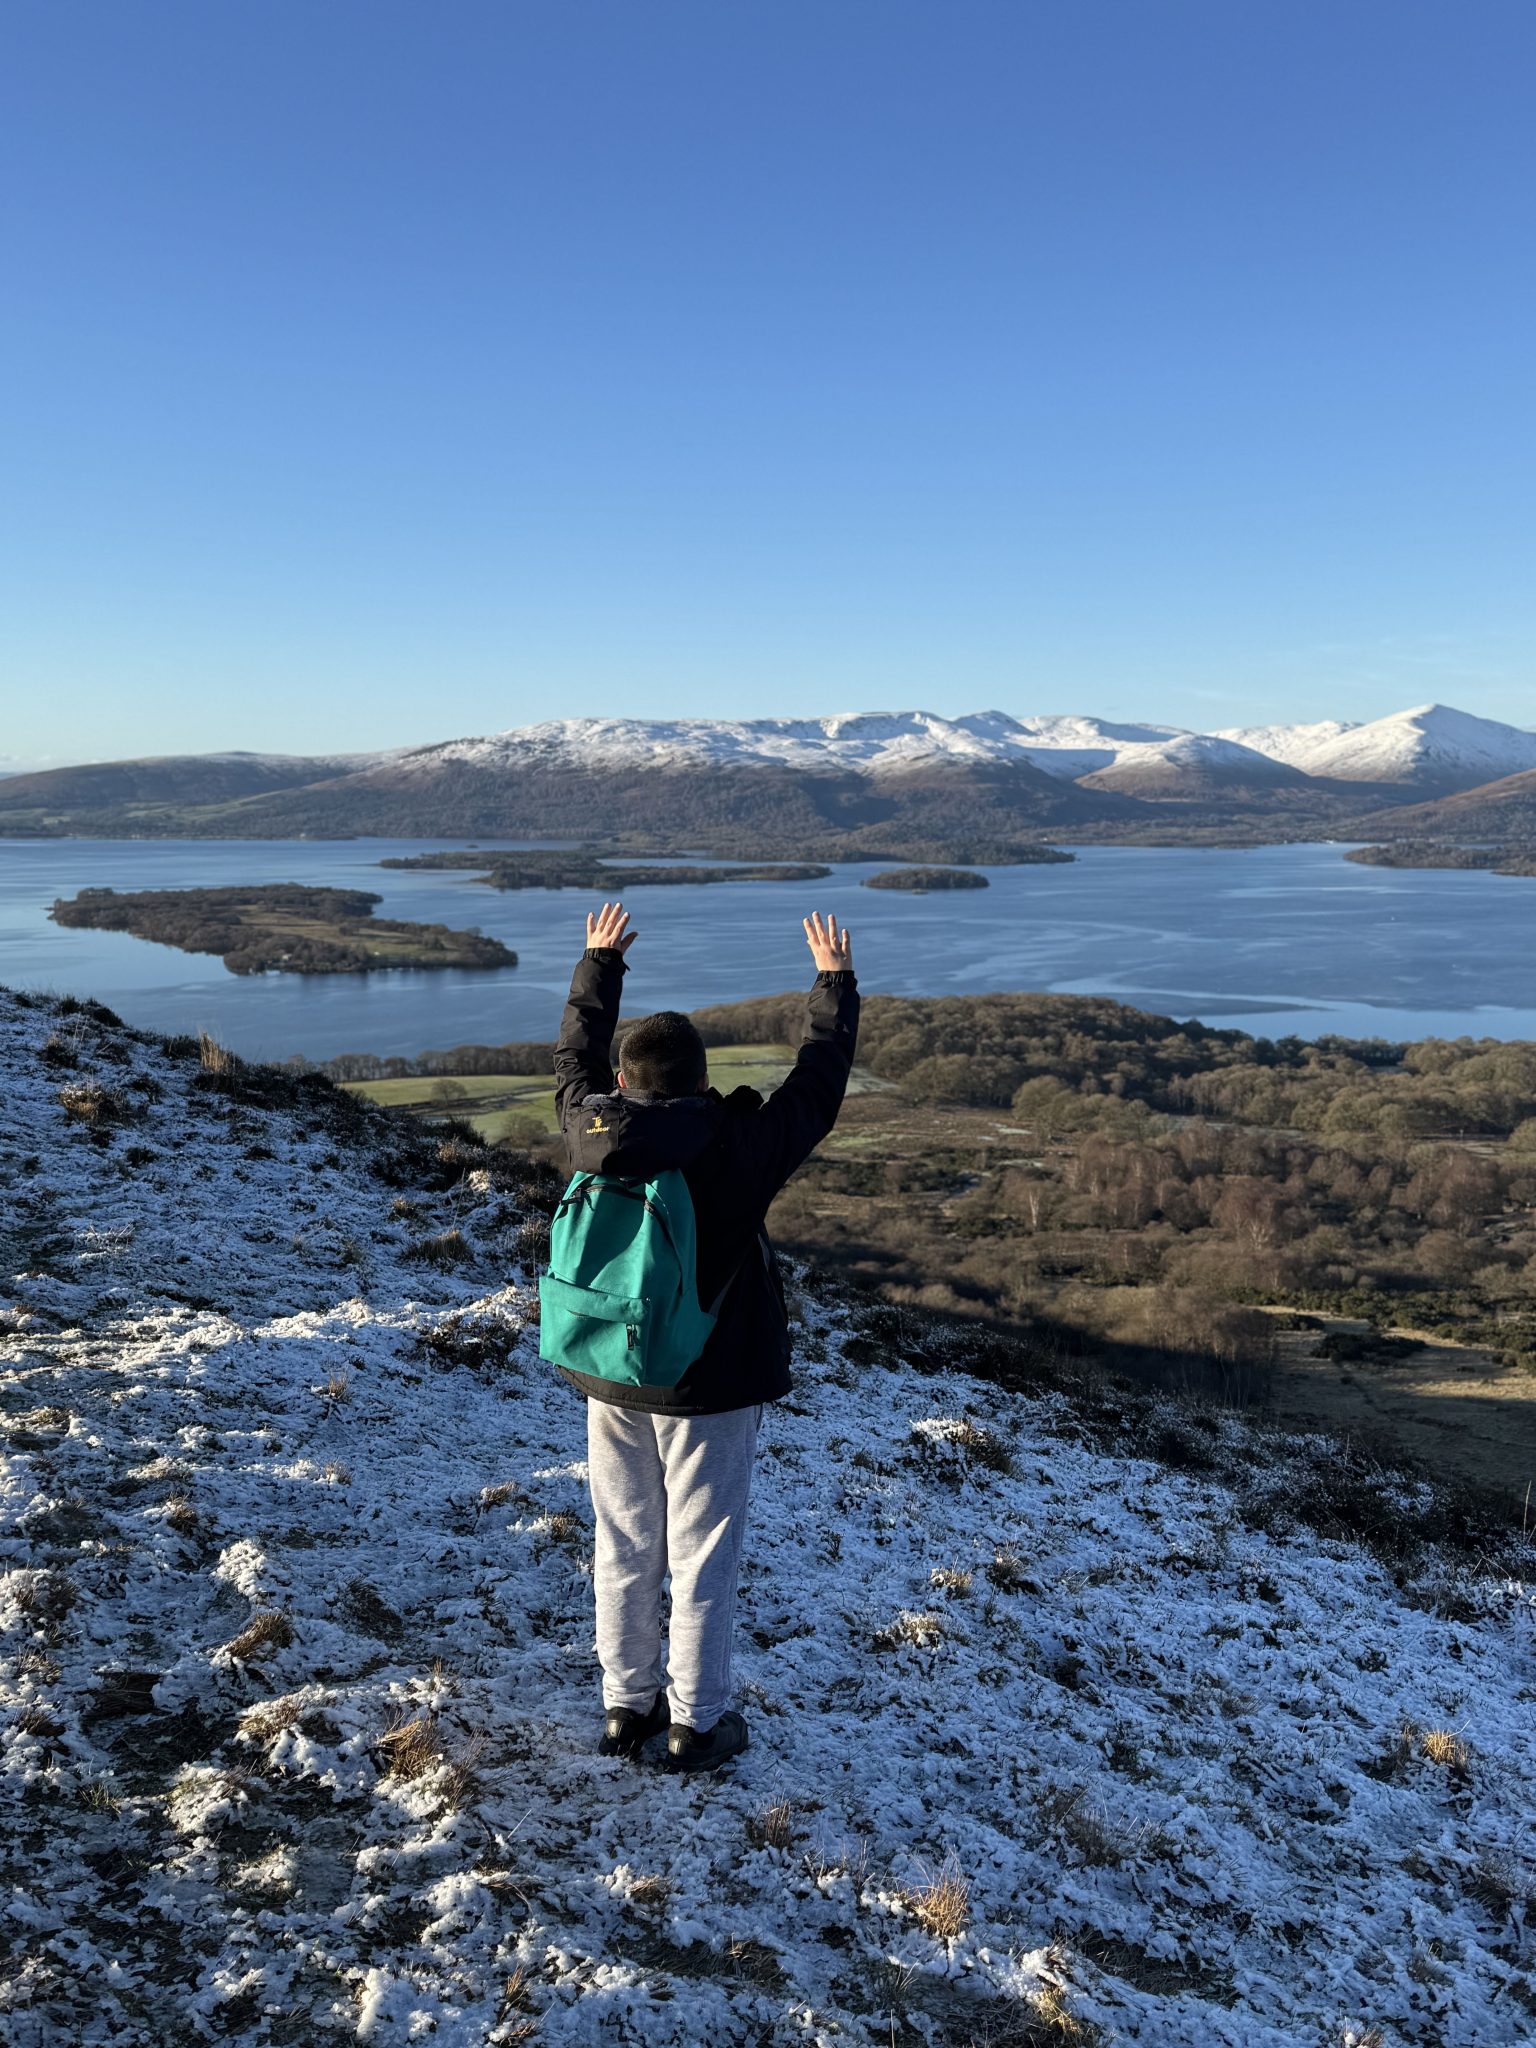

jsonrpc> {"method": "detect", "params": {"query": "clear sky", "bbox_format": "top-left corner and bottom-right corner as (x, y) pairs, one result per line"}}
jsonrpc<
(2, 1), (1533, 770)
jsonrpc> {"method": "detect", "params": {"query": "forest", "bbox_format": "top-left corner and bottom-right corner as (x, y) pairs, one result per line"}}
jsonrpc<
(861, 866), (993, 890)
(1346, 841), (1536, 876)
(48, 884), (518, 975)
(378, 852), (831, 888)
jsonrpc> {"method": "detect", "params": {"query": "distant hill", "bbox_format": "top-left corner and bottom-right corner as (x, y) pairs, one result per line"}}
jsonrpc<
(5, 699), (1535, 849)
(1359, 763), (1536, 840)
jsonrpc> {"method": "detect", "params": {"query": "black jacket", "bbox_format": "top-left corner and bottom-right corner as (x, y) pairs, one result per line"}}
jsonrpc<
(550, 948), (860, 1414)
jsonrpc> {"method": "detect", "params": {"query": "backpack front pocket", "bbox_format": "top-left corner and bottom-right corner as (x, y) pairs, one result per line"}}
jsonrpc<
(538, 1273), (650, 1385)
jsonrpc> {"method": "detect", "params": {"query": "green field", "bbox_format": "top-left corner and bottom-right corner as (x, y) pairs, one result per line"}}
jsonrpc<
(344, 1043), (804, 1141)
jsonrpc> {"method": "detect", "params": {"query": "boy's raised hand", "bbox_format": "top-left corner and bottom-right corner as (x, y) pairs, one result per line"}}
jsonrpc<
(803, 909), (852, 972)
(586, 901), (637, 955)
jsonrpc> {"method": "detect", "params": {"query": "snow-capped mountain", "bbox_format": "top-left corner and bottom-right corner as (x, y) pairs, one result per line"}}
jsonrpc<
(1218, 703), (1536, 789)
(1079, 731), (1308, 794)
(393, 701), (1536, 792)
(5, 700), (1534, 848)
(389, 710), (1190, 781)
(1214, 718), (1358, 770)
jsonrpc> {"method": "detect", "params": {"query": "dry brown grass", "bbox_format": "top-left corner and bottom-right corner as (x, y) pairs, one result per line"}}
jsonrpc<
(57, 1081), (129, 1127)
(871, 1610), (945, 1653)
(406, 1227), (473, 1269)
(929, 1566), (973, 1596)
(493, 1968), (536, 2042)
(747, 1797), (797, 1850)
(437, 1743), (484, 1810)
(1420, 1727), (1471, 1773)
(627, 1872), (674, 1910)
(11, 1571), (77, 1623)
(803, 1834), (872, 1888)
(163, 1494), (200, 1534)
(13, 1705), (65, 1738)
(902, 1854), (970, 1940)
(240, 1696), (303, 1744)
(375, 1712), (444, 1782)
(319, 1370), (352, 1404)
(322, 1461), (352, 1485)
(543, 1511), (584, 1550)
(478, 1480), (524, 1511)
(222, 1610), (294, 1662)
(198, 1031), (239, 1079)
(1028, 1982), (1103, 2044)
(986, 1546), (1032, 1592)
(721, 1935), (785, 1987)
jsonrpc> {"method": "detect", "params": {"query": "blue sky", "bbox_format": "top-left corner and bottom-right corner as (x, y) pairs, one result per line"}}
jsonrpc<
(2, 1), (1533, 769)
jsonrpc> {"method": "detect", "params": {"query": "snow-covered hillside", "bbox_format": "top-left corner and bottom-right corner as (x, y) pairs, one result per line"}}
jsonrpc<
(1219, 705), (1536, 789)
(379, 701), (1536, 795)
(388, 711), (1190, 782)
(3, 988), (1534, 2047)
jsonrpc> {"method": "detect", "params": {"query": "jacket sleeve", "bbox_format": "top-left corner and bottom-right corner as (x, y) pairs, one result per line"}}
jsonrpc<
(747, 970), (860, 1199)
(554, 949), (626, 1135)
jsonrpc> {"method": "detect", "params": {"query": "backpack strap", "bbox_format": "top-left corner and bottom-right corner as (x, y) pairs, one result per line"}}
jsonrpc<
(703, 1230), (772, 1317)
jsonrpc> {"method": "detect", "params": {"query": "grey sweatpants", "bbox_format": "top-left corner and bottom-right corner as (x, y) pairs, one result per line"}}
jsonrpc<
(585, 1399), (762, 1732)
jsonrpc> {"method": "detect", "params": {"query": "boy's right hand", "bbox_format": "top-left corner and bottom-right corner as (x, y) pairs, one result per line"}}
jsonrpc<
(586, 901), (637, 955)
(803, 910), (852, 973)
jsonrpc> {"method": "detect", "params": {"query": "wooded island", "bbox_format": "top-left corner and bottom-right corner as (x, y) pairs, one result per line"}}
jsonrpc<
(48, 884), (518, 975)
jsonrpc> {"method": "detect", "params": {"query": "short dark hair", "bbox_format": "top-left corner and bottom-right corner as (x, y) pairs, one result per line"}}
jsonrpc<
(618, 1011), (708, 1096)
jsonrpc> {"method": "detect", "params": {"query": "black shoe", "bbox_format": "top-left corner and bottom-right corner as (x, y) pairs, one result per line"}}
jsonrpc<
(665, 1711), (749, 1773)
(598, 1691), (670, 1759)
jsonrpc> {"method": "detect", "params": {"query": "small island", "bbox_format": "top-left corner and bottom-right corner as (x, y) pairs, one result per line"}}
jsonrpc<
(1345, 842), (1536, 877)
(861, 866), (991, 892)
(48, 885), (518, 976)
(378, 851), (832, 889)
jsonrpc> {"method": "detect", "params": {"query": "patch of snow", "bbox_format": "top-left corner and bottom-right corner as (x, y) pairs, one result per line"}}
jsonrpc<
(2, 986), (1533, 2045)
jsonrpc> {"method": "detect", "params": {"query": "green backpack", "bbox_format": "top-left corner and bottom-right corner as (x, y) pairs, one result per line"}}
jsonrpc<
(538, 1168), (722, 1387)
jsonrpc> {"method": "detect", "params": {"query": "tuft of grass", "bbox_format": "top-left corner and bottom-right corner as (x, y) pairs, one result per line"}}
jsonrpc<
(493, 1968), (537, 2042)
(420, 1312), (522, 1374)
(162, 1494), (200, 1534)
(319, 1370), (352, 1404)
(222, 1609), (294, 1662)
(910, 1416), (1014, 1475)
(13, 1705), (65, 1738)
(929, 1566), (973, 1596)
(902, 1854), (970, 1941)
(1420, 1727), (1471, 1774)
(871, 1610), (945, 1653)
(986, 1546), (1032, 1592)
(478, 1480), (524, 1511)
(747, 1797), (798, 1850)
(542, 1511), (585, 1551)
(11, 1570), (77, 1623)
(39, 1031), (78, 1069)
(627, 1872), (674, 1910)
(322, 1461), (352, 1485)
(198, 1031), (240, 1079)
(375, 1712), (444, 1782)
(58, 1080), (130, 1128)
(406, 1227), (473, 1269)
(390, 1194), (423, 1221)
(722, 1935), (785, 1987)
(240, 1696), (303, 1745)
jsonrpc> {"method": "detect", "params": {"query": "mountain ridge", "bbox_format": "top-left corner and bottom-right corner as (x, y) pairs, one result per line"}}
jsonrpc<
(4, 701), (1534, 850)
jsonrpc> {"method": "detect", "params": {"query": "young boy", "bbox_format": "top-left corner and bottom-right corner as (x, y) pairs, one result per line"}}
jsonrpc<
(551, 901), (859, 1771)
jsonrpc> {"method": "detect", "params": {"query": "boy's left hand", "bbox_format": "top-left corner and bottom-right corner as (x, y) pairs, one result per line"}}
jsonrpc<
(586, 901), (637, 956)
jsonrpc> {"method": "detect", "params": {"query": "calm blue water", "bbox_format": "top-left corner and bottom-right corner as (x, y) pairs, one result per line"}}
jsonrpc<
(1, 837), (1534, 1060)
